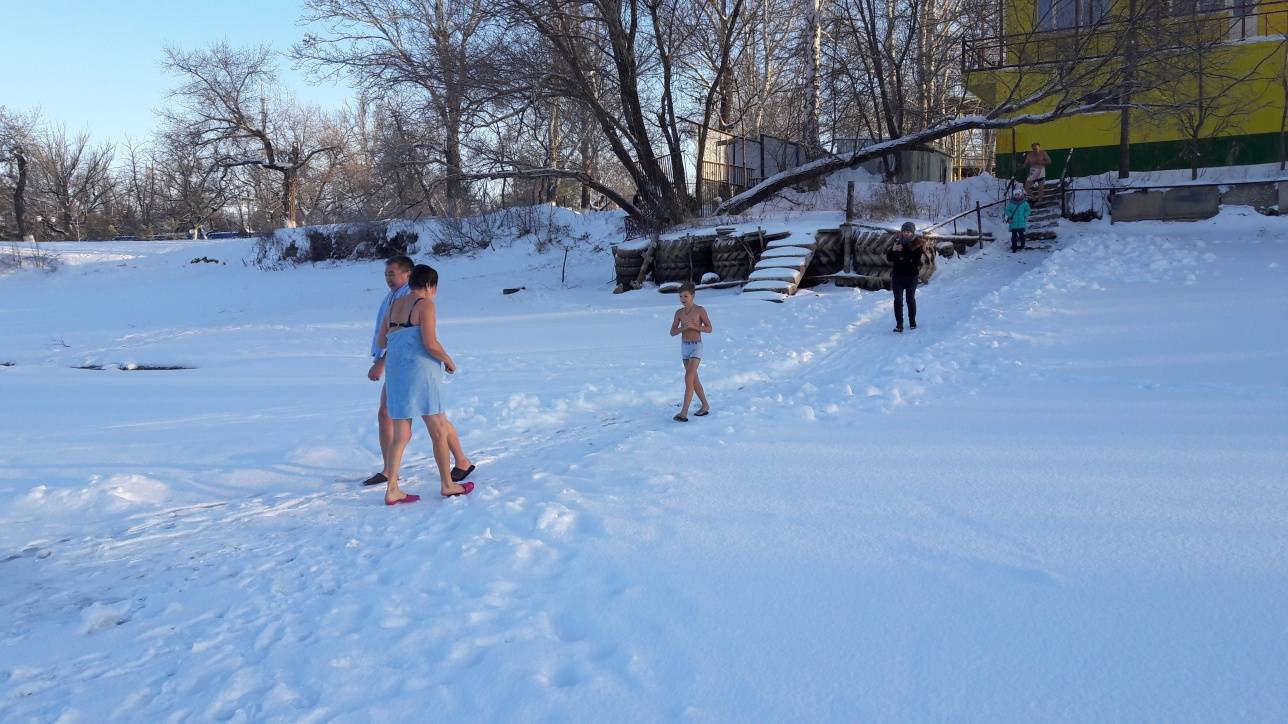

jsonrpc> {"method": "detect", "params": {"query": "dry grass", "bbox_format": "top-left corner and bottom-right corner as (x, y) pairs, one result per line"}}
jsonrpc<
(1, 241), (61, 273)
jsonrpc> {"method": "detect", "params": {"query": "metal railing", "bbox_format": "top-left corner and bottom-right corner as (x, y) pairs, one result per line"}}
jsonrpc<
(1060, 147), (1078, 218)
(962, 2), (1288, 74)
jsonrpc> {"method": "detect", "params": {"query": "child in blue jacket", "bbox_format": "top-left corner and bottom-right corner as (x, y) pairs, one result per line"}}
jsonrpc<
(1004, 189), (1031, 252)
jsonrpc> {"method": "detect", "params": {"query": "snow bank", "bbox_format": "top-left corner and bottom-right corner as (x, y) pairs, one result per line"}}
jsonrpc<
(1, 203), (1286, 721)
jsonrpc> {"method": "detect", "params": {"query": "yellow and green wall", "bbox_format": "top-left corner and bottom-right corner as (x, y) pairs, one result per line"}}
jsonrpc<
(969, 0), (1288, 177)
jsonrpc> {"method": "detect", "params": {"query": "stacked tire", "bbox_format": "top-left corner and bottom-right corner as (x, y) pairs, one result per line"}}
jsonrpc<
(844, 230), (937, 290)
(614, 244), (647, 285)
(690, 234), (716, 281)
(917, 242), (937, 285)
(712, 234), (756, 282)
(650, 235), (719, 284)
(805, 230), (844, 277)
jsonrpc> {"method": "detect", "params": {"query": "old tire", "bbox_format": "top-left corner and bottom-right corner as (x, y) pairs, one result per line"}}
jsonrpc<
(614, 245), (646, 284)
(690, 235), (716, 280)
(806, 232), (843, 276)
(653, 238), (697, 284)
(713, 236), (755, 281)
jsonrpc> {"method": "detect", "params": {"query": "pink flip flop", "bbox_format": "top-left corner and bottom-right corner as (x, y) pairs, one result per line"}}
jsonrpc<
(385, 494), (421, 506)
(442, 482), (474, 498)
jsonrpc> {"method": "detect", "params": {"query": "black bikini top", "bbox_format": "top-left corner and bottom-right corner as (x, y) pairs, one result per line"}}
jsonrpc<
(388, 297), (422, 329)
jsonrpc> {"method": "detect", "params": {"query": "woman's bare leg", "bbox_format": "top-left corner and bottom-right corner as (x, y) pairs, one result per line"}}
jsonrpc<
(444, 417), (472, 470)
(383, 419), (413, 503)
(425, 414), (466, 495)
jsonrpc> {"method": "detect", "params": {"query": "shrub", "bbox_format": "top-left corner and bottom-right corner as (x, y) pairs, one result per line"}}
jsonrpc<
(251, 222), (421, 267)
(306, 229), (335, 262)
(1, 241), (61, 273)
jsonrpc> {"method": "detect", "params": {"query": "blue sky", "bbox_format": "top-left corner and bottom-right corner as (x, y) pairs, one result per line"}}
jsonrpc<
(0, 0), (355, 144)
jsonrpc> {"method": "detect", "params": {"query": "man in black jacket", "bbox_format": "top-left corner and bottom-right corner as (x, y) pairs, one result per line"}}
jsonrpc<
(886, 222), (922, 333)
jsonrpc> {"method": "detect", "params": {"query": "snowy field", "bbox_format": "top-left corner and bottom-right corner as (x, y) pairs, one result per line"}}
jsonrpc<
(2, 206), (1287, 722)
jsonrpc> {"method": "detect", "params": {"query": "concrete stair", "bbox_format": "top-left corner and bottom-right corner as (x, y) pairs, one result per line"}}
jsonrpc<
(742, 234), (817, 301)
(1024, 179), (1066, 242)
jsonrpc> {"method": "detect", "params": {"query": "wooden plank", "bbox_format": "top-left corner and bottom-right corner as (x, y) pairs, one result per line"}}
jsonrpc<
(658, 279), (748, 293)
(767, 236), (816, 249)
(749, 267), (803, 283)
(744, 280), (794, 293)
(742, 290), (787, 303)
(761, 245), (815, 258)
(755, 256), (810, 269)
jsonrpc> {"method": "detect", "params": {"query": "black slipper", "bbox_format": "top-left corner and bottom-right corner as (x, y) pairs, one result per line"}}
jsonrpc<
(362, 472), (388, 486)
(694, 409), (710, 417)
(673, 414), (689, 422)
(450, 464), (476, 483)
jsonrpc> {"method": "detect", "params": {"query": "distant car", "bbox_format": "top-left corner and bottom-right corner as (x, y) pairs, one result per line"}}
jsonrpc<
(207, 231), (243, 239)
(111, 235), (138, 241)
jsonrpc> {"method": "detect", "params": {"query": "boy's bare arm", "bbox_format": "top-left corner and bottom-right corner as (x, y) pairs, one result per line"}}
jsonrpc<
(670, 309), (684, 336)
(698, 306), (713, 333)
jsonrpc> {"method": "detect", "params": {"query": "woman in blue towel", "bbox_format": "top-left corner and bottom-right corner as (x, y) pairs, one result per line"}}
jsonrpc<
(377, 264), (475, 505)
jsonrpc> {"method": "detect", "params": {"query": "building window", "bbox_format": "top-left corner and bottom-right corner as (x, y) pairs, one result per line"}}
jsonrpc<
(1170, 0), (1232, 15)
(1036, 0), (1110, 29)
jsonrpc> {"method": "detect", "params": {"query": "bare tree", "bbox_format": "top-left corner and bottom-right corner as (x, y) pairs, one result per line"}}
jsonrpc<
(163, 42), (339, 228)
(823, 0), (992, 178)
(679, 0), (751, 206)
(297, 0), (512, 217)
(478, 0), (714, 230)
(30, 125), (115, 240)
(1146, 10), (1283, 179)
(150, 128), (233, 238)
(121, 138), (164, 235)
(0, 107), (40, 240)
(801, 0), (824, 152)
(1280, 41), (1288, 171)
(717, 0), (1173, 215)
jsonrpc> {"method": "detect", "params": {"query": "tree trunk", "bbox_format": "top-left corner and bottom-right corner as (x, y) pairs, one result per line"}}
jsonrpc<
(1280, 80), (1287, 172)
(1118, 106), (1132, 180)
(62, 202), (79, 241)
(1281, 51), (1288, 171)
(1118, 0), (1137, 179)
(802, 0), (823, 155)
(545, 97), (562, 204)
(443, 98), (466, 217)
(14, 149), (30, 240)
(282, 170), (299, 228)
(579, 128), (594, 209)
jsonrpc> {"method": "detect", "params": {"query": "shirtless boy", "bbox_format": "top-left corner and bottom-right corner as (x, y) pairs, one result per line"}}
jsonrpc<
(669, 282), (713, 422)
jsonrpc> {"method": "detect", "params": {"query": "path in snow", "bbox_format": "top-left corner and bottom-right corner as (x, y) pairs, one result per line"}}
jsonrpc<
(3, 216), (1287, 721)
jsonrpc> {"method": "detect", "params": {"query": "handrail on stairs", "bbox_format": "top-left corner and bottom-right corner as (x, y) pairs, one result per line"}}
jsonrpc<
(921, 196), (1008, 237)
(1059, 147), (1077, 219)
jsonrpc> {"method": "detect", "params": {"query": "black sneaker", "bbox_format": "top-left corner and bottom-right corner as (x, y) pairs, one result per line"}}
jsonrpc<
(893, 326), (903, 333)
(910, 322), (917, 330)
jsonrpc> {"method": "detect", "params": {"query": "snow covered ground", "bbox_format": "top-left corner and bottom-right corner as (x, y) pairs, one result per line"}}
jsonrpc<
(1, 205), (1286, 722)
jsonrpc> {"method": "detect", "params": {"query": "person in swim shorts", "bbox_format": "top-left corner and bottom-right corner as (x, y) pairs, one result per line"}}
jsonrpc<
(669, 282), (712, 422)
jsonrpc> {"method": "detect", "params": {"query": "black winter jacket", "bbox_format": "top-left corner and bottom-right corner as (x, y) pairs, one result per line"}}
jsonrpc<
(886, 240), (923, 278)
